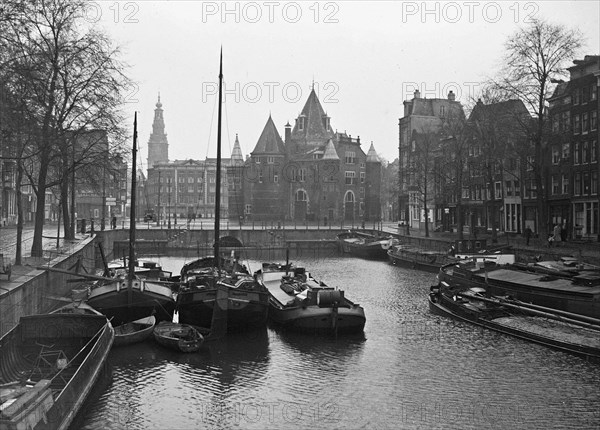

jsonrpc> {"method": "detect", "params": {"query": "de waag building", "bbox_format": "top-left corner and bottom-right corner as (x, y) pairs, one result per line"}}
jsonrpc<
(228, 89), (382, 224)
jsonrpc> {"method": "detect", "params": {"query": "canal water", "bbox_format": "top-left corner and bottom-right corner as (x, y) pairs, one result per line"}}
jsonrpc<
(72, 254), (600, 430)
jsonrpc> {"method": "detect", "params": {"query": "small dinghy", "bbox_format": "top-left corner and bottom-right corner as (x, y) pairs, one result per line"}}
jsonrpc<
(153, 321), (204, 352)
(114, 315), (156, 347)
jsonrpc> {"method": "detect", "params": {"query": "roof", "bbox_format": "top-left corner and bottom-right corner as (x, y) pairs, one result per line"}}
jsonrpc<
(290, 89), (334, 145)
(231, 134), (244, 163)
(322, 139), (340, 160)
(366, 143), (379, 163)
(251, 115), (286, 155)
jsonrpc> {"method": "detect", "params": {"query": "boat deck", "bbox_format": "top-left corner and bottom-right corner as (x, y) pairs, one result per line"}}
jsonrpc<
(493, 316), (600, 349)
(479, 269), (600, 297)
(261, 272), (295, 305)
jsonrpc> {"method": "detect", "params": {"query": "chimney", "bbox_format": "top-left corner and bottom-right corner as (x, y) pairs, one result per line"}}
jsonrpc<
(448, 90), (455, 101)
(284, 122), (291, 144)
(414, 89), (421, 99)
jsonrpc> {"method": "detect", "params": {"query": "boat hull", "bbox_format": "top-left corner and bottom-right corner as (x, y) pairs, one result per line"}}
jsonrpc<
(0, 313), (114, 430)
(176, 288), (269, 331)
(438, 263), (600, 319)
(388, 249), (448, 273)
(113, 315), (156, 347)
(429, 289), (600, 361)
(258, 267), (366, 334)
(153, 322), (203, 352)
(269, 302), (366, 333)
(87, 279), (175, 325)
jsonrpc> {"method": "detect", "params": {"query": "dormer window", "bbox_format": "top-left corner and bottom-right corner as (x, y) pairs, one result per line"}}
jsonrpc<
(322, 116), (330, 130)
(299, 116), (305, 131)
(440, 105), (446, 117)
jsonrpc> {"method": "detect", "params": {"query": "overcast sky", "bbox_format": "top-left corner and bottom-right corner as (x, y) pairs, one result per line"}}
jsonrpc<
(92, 1), (599, 166)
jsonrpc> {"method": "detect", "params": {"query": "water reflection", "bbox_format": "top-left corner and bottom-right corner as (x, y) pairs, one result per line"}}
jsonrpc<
(73, 255), (600, 430)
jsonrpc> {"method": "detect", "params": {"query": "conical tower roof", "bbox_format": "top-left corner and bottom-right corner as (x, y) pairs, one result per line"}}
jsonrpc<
(366, 142), (379, 163)
(322, 138), (339, 160)
(251, 115), (286, 155)
(231, 133), (244, 164)
(290, 88), (334, 145)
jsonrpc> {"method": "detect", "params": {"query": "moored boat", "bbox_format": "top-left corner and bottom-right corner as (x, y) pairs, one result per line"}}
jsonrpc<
(388, 243), (515, 273)
(438, 257), (600, 319)
(113, 315), (156, 347)
(255, 262), (366, 334)
(176, 260), (269, 331)
(174, 53), (269, 333)
(0, 306), (114, 430)
(429, 282), (600, 361)
(86, 113), (175, 326)
(153, 321), (204, 352)
(337, 230), (396, 260)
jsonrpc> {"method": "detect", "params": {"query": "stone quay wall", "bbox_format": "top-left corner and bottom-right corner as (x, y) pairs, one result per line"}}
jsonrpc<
(0, 236), (96, 337)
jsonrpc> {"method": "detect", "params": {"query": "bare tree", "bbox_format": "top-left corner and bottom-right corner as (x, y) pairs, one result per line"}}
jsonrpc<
(491, 18), (583, 239)
(0, 0), (131, 256)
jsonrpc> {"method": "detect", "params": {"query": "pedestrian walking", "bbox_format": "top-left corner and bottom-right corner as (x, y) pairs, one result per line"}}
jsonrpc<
(553, 224), (562, 247)
(524, 226), (532, 246)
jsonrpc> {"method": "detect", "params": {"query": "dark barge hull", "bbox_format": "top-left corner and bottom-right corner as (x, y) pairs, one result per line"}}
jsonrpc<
(0, 313), (114, 430)
(438, 263), (600, 319)
(177, 289), (269, 331)
(428, 291), (600, 361)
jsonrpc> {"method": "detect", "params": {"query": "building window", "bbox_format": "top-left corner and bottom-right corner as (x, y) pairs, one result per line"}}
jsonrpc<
(298, 168), (306, 182)
(345, 151), (356, 164)
(592, 85), (598, 101)
(562, 111), (570, 131)
(298, 116), (305, 131)
(267, 156), (275, 164)
(592, 140), (598, 163)
(574, 114), (581, 134)
(573, 88), (580, 105)
(591, 110), (597, 131)
(360, 172), (365, 183)
(273, 174), (278, 183)
(582, 112), (589, 133)
(584, 172), (590, 195)
(245, 204), (252, 215)
(551, 175), (559, 195)
(552, 147), (560, 164)
(179, 177), (185, 183)
(296, 190), (307, 201)
(506, 180), (513, 196)
(440, 105), (446, 117)
(574, 173), (581, 196)
(514, 180), (520, 197)
(526, 155), (534, 171)
(345, 171), (356, 185)
(258, 170), (263, 183)
(574, 143), (580, 165)
(360, 187), (365, 197)
(592, 172), (598, 195)
(562, 143), (570, 159)
(583, 141), (589, 164)
(494, 182), (502, 199)
(562, 174), (569, 194)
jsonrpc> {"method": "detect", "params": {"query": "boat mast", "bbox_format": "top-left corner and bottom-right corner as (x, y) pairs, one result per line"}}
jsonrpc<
(214, 49), (223, 273)
(128, 112), (138, 285)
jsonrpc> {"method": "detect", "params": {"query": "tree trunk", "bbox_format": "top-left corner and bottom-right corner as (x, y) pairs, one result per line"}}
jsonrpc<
(15, 160), (24, 265)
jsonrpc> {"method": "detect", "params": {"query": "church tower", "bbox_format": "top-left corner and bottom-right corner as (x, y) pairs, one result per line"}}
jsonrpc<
(147, 94), (169, 169)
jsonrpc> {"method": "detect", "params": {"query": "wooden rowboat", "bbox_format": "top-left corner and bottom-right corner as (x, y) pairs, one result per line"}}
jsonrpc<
(153, 321), (204, 353)
(114, 315), (156, 347)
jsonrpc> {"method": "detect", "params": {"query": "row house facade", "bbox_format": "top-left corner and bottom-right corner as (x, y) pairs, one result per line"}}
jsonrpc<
(402, 55), (599, 240)
(547, 55), (600, 240)
(229, 89), (382, 224)
(399, 89), (465, 230)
